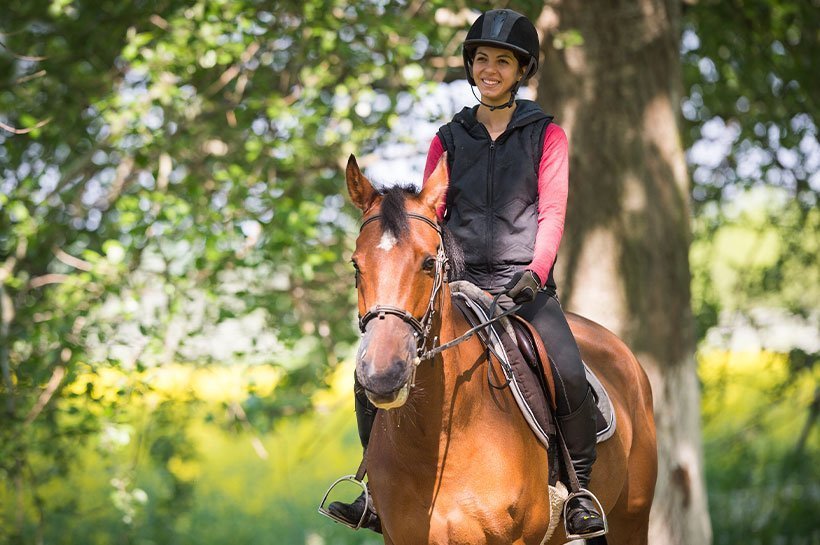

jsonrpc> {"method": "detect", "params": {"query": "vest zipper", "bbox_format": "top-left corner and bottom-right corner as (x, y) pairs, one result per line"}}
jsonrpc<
(487, 139), (496, 273)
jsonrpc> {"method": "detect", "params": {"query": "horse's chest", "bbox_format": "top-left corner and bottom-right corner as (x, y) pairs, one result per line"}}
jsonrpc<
(370, 411), (550, 543)
(381, 490), (518, 545)
(374, 458), (545, 545)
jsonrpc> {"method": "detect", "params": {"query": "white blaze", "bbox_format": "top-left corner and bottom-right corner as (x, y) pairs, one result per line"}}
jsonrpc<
(377, 232), (398, 251)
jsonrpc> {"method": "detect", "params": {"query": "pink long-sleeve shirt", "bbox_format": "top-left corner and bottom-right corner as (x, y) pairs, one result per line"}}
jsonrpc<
(422, 122), (569, 285)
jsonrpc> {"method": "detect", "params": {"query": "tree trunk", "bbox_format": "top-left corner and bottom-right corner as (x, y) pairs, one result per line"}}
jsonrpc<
(534, 1), (712, 543)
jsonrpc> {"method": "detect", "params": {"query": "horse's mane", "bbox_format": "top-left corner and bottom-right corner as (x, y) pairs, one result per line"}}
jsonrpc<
(377, 185), (465, 281)
(378, 186), (412, 242)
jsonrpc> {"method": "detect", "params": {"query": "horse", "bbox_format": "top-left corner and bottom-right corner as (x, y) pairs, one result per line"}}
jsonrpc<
(344, 153), (657, 545)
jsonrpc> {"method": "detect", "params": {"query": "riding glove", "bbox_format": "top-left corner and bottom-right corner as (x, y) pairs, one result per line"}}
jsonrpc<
(504, 270), (541, 304)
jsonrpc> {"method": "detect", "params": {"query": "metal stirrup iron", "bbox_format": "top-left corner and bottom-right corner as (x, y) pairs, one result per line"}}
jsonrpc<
(317, 455), (372, 530)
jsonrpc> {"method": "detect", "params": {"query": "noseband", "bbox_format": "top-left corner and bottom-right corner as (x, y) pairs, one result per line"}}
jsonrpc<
(357, 212), (448, 359)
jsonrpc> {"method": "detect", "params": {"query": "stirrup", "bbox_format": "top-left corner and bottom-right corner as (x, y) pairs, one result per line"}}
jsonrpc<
(317, 475), (371, 530)
(562, 488), (608, 540)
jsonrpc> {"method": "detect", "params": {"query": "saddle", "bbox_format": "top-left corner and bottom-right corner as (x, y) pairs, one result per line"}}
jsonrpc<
(449, 281), (616, 450)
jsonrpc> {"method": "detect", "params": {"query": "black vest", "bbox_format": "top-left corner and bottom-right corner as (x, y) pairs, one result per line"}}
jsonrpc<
(438, 100), (553, 290)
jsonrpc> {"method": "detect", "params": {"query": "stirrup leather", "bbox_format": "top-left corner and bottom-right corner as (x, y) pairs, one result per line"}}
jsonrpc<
(317, 475), (371, 530)
(562, 488), (608, 540)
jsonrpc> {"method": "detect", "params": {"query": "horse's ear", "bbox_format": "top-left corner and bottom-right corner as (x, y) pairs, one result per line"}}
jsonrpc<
(346, 154), (378, 212)
(420, 152), (448, 213)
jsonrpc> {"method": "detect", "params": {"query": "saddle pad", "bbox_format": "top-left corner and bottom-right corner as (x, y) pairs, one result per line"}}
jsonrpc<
(586, 365), (616, 443)
(449, 281), (617, 444)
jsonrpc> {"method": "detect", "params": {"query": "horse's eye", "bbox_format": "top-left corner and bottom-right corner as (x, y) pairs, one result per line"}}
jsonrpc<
(422, 255), (436, 272)
(351, 260), (360, 287)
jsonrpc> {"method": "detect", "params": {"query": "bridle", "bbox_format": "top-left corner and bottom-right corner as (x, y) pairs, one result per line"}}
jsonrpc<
(357, 212), (448, 361)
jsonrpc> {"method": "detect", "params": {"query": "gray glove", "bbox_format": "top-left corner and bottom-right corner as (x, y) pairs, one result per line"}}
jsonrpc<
(504, 270), (541, 304)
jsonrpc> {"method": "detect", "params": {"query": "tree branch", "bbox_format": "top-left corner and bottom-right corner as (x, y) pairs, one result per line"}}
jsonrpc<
(23, 365), (66, 426)
(228, 401), (269, 460)
(0, 38), (47, 61)
(53, 246), (93, 272)
(0, 241), (25, 418)
(0, 117), (52, 135)
(206, 41), (260, 96)
(15, 69), (47, 85)
(0, 284), (15, 417)
(29, 274), (69, 289)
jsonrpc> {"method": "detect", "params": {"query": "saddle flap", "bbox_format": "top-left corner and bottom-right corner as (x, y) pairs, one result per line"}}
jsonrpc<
(508, 314), (558, 412)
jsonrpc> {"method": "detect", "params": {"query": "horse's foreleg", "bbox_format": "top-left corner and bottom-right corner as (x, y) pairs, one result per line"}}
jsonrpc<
(607, 407), (657, 543)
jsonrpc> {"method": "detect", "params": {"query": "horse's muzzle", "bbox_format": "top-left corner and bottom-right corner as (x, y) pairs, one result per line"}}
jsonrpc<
(355, 316), (418, 409)
(363, 382), (411, 409)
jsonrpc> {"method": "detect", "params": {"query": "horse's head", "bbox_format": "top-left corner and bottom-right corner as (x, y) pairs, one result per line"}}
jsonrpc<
(346, 154), (449, 409)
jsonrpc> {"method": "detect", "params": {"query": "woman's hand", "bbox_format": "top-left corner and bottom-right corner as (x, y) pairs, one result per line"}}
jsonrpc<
(504, 270), (541, 304)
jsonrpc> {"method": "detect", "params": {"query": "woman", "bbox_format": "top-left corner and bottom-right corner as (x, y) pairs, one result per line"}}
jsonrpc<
(329, 8), (606, 539)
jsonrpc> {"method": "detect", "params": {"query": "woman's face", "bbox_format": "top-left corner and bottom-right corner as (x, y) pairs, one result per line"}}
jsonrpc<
(471, 46), (525, 105)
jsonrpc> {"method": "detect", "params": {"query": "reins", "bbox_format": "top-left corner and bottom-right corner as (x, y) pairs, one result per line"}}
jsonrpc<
(420, 293), (520, 361)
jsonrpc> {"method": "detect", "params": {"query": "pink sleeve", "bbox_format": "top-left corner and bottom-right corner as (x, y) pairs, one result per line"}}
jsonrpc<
(527, 123), (569, 285)
(422, 135), (447, 221)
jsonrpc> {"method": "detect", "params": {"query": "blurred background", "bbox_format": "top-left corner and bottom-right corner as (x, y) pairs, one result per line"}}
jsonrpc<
(0, 1), (817, 544)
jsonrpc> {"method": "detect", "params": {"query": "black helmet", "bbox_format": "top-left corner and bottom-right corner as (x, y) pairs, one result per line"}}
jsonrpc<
(462, 9), (540, 85)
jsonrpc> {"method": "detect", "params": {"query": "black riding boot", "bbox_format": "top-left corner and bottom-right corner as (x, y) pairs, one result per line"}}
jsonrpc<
(326, 379), (382, 533)
(557, 386), (606, 538)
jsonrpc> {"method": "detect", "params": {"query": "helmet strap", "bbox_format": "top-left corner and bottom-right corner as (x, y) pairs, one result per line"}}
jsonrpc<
(471, 85), (517, 111)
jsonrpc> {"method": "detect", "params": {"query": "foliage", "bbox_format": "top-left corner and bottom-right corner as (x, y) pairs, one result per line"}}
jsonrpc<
(690, 186), (820, 338)
(683, 0), (819, 366)
(0, 362), (376, 545)
(2, 354), (816, 545)
(700, 350), (819, 545)
(681, 0), (819, 211)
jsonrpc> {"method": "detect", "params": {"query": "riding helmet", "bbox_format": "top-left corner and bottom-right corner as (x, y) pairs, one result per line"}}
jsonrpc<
(462, 9), (540, 85)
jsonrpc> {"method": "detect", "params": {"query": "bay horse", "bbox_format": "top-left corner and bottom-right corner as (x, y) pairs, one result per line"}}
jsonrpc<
(345, 154), (657, 545)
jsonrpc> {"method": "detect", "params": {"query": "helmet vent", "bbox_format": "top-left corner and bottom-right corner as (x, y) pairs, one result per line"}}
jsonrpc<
(489, 11), (507, 39)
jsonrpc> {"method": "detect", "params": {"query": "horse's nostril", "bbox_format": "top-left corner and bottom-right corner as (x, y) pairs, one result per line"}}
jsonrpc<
(386, 358), (408, 382)
(357, 357), (411, 396)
